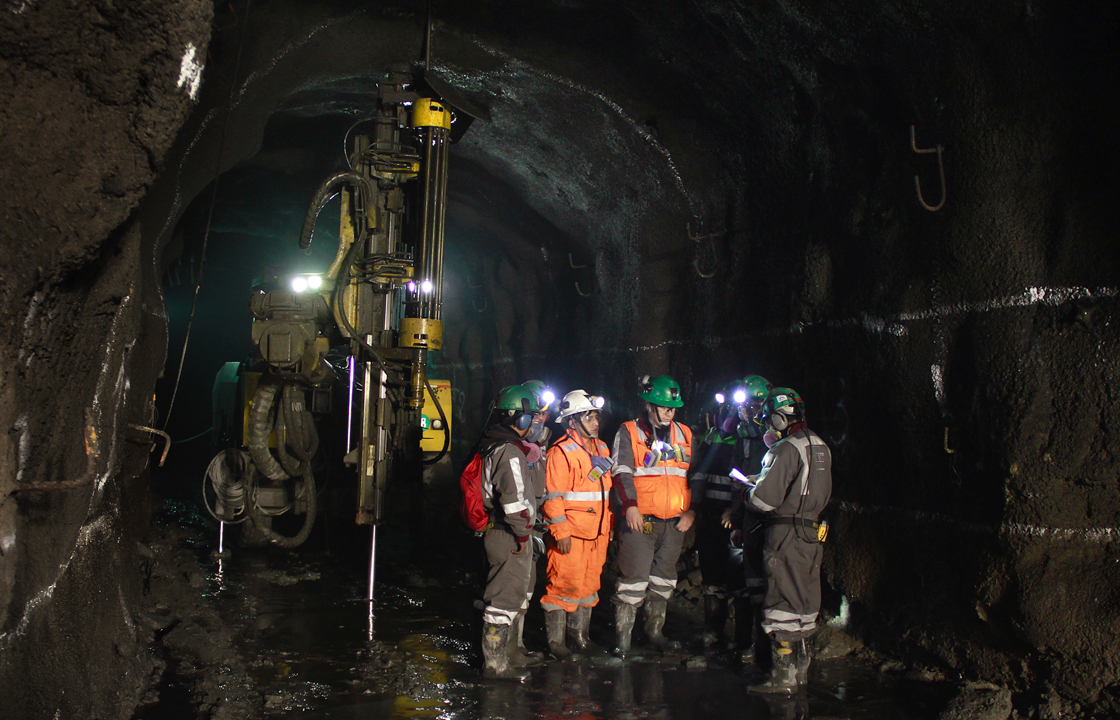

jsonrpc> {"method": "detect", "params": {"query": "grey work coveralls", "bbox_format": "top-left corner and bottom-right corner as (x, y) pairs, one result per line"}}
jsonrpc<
(748, 428), (832, 642)
(481, 440), (546, 626)
(611, 420), (692, 606)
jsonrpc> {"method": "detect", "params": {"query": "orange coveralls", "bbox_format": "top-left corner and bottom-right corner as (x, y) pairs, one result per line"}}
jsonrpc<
(540, 429), (614, 612)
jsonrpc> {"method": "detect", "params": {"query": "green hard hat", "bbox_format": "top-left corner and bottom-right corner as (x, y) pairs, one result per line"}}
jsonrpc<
(638, 375), (684, 408)
(761, 387), (804, 421)
(522, 379), (556, 410)
(742, 375), (773, 402)
(495, 384), (543, 413)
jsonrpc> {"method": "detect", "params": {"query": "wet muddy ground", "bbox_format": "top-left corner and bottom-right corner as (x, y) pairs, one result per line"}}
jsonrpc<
(133, 495), (968, 720)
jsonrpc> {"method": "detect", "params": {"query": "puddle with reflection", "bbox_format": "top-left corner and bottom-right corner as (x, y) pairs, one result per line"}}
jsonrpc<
(187, 539), (954, 720)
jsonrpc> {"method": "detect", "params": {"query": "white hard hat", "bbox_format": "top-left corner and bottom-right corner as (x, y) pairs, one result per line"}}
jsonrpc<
(556, 389), (605, 422)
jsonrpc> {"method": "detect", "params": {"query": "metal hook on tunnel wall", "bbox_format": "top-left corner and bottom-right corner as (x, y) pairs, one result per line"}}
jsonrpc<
(575, 280), (593, 297)
(910, 125), (946, 212)
(472, 297), (487, 312)
(688, 222), (723, 278)
(569, 253), (589, 270)
(693, 254), (717, 279)
(128, 424), (172, 466)
(687, 221), (724, 242)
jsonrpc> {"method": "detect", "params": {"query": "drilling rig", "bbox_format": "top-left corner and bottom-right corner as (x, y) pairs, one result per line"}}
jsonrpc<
(207, 59), (484, 593)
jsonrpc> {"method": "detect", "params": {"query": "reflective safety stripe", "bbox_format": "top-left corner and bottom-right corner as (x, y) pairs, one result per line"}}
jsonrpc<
(542, 491), (564, 501)
(510, 457), (526, 504)
(691, 472), (709, 481)
(484, 606), (518, 625)
(545, 515), (567, 525)
(764, 609), (815, 622)
(617, 580), (648, 593)
(706, 475), (732, 486)
(634, 466), (688, 477)
(749, 491), (777, 512)
(614, 463), (635, 475)
(564, 490), (610, 501)
(761, 619), (809, 633)
(502, 499), (532, 514)
(705, 489), (733, 501)
(561, 443), (580, 452)
(648, 576), (677, 589)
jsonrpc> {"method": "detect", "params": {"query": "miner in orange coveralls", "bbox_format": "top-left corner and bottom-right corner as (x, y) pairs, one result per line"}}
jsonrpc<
(539, 389), (613, 659)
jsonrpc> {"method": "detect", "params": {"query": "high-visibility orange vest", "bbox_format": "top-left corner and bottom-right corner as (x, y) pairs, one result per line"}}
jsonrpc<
(622, 419), (693, 519)
(543, 430), (613, 540)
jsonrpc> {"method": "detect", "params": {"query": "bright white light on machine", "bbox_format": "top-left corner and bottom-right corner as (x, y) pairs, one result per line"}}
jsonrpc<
(420, 279), (433, 294)
(307, 274), (323, 290)
(715, 392), (726, 404)
(733, 389), (748, 404)
(408, 281), (417, 293)
(290, 276), (308, 293)
(592, 395), (605, 409)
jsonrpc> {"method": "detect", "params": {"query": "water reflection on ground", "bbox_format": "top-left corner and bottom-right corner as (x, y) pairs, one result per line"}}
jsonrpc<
(194, 542), (949, 720)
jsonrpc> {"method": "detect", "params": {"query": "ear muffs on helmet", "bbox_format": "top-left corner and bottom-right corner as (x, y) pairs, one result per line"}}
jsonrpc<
(769, 410), (789, 432)
(508, 396), (535, 431)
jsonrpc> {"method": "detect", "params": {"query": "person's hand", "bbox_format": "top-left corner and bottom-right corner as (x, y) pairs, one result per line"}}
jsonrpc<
(556, 536), (572, 555)
(625, 506), (643, 532)
(676, 509), (697, 533)
(512, 539), (527, 555)
(720, 509), (733, 529)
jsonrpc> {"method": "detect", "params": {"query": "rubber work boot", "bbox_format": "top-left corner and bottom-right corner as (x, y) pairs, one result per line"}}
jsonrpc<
(482, 623), (530, 681)
(545, 610), (573, 659)
(567, 605), (592, 653)
(508, 610), (544, 668)
(643, 595), (681, 652)
(702, 595), (728, 650)
(793, 638), (812, 686)
(747, 638), (798, 694)
(732, 597), (755, 665)
(752, 603), (772, 672)
(613, 602), (638, 658)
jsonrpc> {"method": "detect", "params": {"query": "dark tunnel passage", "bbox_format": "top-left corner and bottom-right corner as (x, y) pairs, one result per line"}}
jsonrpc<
(3, 1), (1120, 718)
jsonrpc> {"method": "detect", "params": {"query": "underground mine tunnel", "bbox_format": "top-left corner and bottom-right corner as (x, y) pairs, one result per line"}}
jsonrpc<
(2, 0), (1119, 718)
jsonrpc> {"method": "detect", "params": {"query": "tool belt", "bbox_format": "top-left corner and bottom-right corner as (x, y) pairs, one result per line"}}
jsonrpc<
(642, 514), (677, 534)
(767, 516), (828, 542)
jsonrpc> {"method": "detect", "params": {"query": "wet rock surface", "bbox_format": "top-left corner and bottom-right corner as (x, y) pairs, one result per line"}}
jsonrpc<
(132, 497), (979, 720)
(3, 1), (1120, 717)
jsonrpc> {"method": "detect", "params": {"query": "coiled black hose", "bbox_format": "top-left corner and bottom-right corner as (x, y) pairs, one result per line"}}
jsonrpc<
(246, 464), (317, 549)
(299, 172), (374, 251)
(247, 382), (288, 481)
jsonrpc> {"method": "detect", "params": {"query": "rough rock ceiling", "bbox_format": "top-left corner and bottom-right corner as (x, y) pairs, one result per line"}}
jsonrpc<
(2, 1), (1120, 717)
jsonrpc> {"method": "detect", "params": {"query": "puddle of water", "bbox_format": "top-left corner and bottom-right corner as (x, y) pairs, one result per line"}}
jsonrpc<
(152, 500), (954, 720)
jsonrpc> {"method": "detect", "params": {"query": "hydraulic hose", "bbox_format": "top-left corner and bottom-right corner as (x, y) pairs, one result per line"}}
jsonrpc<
(246, 465), (317, 549)
(299, 172), (374, 251)
(421, 374), (450, 465)
(247, 382), (289, 481)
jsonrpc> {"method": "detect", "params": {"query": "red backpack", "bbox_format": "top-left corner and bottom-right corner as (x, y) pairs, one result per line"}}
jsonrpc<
(459, 452), (489, 532)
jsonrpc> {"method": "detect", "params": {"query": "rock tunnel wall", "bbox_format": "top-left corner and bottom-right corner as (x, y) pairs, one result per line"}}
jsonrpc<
(2, 0), (1119, 716)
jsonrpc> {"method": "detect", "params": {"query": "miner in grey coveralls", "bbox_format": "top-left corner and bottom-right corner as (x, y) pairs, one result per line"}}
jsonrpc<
(745, 388), (832, 694)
